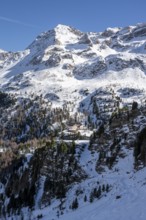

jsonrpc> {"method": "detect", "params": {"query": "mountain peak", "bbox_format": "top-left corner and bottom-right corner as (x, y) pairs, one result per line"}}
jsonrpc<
(53, 24), (82, 45)
(28, 24), (83, 52)
(54, 24), (70, 30)
(54, 23), (82, 34)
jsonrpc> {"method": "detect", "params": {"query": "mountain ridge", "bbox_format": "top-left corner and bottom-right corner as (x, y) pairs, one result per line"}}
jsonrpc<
(0, 22), (146, 104)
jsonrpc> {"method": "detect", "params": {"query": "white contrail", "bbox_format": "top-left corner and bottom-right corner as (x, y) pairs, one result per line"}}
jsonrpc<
(0, 16), (39, 28)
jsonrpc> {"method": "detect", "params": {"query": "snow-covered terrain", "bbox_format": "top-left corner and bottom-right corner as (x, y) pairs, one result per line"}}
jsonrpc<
(1, 23), (146, 220)
(22, 140), (146, 220)
(0, 23), (146, 106)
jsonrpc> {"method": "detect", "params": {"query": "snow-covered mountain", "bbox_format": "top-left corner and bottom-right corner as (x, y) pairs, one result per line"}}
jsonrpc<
(1, 23), (146, 220)
(0, 23), (146, 105)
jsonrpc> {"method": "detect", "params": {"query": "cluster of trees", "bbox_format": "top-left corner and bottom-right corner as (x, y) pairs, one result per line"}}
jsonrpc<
(97, 138), (121, 169)
(88, 90), (143, 172)
(89, 184), (110, 203)
(0, 140), (85, 217)
(69, 183), (111, 211)
(0, 93), (87, 144)
(0, 91), (16, 108)
(0, 95), (70, 142)
(42, 141), (84, 206)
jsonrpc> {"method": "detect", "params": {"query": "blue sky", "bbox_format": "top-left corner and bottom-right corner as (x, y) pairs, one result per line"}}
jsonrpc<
(0, 0), (146, 51)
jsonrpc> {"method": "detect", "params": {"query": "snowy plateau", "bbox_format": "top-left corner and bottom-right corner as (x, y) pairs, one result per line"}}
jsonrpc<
(0, 23), (146, 220)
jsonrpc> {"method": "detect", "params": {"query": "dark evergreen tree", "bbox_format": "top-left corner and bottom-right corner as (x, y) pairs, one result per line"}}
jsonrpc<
(102, 184), (105, 192)
(72, 198), (79, 209)
(132, 101), (138, 111)
(84, 195), (87, 202)
(106, 184), (110, 193)
(89, 191), (94, 203)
